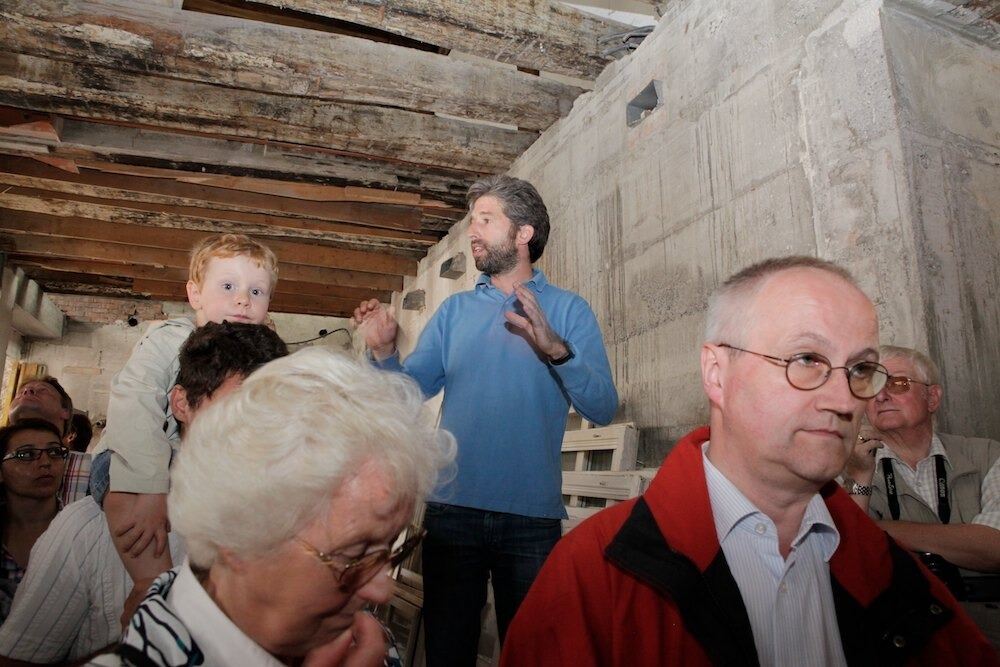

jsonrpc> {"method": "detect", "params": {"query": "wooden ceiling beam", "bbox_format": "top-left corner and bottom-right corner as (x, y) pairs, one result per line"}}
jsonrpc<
(0, 155), (429, 233)
(0, 110), (471, 206)
(37, 277), (356, 317)
(0, 205), (417, 276)
(1, 0), (580, 131)
(0, 178), (438, 254)
(10, 256), (391, 302)
(129, 278), (361, 316)
(230, 0), (623, 80)
(0, 235), (403, 292)
(0, 51), (537, 173)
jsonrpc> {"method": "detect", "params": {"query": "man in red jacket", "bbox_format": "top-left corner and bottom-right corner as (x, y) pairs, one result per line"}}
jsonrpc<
(501, 256), (996, 666)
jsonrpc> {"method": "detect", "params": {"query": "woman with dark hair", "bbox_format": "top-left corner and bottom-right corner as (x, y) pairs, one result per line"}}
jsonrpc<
(0, 417), (68, 621)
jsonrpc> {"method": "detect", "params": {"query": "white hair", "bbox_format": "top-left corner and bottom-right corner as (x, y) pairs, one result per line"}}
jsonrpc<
(704, 255), (860, 345)
(879, 345), (940, 385)
(169, 347), (456, 568)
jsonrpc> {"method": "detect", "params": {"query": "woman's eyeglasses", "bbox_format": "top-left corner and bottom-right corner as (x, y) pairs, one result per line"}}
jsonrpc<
(299, 528), (426, 593)
(1, 446), (70, 463)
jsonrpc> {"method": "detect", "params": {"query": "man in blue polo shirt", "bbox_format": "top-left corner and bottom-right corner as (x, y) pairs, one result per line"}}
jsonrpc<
(353, 174), (618, 666)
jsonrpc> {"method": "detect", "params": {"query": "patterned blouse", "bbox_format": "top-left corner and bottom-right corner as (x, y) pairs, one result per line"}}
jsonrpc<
(89, 563), (402, 667)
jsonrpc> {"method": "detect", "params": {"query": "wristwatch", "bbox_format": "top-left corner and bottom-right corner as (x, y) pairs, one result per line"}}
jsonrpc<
(842, 476), (872, 496)
(549, 342), (575, 366)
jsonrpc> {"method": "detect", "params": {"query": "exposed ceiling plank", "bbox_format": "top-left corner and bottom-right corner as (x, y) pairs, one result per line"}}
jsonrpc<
(0, 177), (439, 253)
(22, 267), (134, 289)
(1, 236), (403, 291)
(0, 51), (537, 173)
(230, 0), (624, 79)
(0, 0), (581, 131)
(0, 154), (430, 233)
(1, 113), (471, 206)
(0, 204), (418, 276)
(36, 277), (355, 317)
(129, 279), (361, 316)
(0, 109), (471, 206)
(11, 256), (391, 302)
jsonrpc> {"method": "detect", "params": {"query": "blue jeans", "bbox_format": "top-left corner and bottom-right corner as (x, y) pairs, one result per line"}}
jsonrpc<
(90, 449), (111, 505)
(421, 503), (561, 667)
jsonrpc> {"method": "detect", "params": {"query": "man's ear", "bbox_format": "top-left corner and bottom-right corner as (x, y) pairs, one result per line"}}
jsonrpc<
(170, 385), (192, 427)
(701, 343), (727, 408)
(516, 224), (535, 248)
(926, 384), (943, 414)
(186, 280), (202, 310)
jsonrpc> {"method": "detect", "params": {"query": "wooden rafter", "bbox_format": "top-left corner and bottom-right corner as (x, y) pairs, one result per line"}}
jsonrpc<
(0, 206), (417, 276)
(0, 235), (402, 292)
(0, 0), (581, 131)
(220, 0), (626, 79)
(0, 51), (537, 173)
(12, 255), (391, 309)
(0, 111), (472, 207)
(0, 155), (445, 234)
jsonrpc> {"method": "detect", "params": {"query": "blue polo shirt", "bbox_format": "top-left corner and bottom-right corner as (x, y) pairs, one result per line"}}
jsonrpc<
(377, 270), (618, 518)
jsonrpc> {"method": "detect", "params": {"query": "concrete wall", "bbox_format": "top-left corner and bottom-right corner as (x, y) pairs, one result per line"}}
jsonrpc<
(22, 296), (351, 438)
(389, 0), (1000, 466)
(882, 3), (1000, 438)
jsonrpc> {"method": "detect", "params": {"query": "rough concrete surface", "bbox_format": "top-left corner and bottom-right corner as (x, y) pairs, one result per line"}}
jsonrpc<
(884, 5), (1000, 437)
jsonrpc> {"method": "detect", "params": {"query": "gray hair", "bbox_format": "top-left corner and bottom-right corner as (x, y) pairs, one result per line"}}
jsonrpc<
(879, 345), (941, 385)
(467, 175), (550, 262)
(704, 255), (859, 345)
(168, 347), (456, 568)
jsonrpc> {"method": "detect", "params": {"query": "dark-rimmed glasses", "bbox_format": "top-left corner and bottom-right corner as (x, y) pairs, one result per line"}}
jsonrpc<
(298, 528), (426, 593)
(884, 376), (932, 395)
(718, 344), (889, 399)
(1, 445), (70, 464)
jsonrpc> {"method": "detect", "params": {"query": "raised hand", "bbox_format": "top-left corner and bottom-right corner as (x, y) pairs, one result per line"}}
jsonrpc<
(504, 284), (568, 361)
(351, 299), (398, 359)
(302, 612), (388, 667)
(844, 420), (888, 483)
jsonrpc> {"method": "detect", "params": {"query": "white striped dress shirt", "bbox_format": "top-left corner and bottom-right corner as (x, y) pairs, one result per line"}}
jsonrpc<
(0, 497), (186, 663)
(702, 444), (847, 667)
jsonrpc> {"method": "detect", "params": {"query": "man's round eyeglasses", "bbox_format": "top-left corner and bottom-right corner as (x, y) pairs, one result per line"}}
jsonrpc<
(884, 376), (932, 395)
(298, 528), (426, 593)
(718, 344), (889, 399)
(2, 446), (70, 463)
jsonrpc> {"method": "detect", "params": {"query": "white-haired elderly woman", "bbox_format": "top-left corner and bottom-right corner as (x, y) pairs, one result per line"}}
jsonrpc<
(93, 348), (455, 667)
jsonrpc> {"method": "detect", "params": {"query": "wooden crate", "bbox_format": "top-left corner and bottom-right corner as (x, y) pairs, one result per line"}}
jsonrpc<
(561, 468), (657, 534)
(561, 422), (638, 473)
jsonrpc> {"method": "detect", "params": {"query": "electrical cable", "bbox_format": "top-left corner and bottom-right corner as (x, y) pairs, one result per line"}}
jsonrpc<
(286, 327), (351, 346)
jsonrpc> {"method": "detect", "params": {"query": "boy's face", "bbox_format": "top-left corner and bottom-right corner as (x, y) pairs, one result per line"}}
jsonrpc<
(187, 255), (272, 327)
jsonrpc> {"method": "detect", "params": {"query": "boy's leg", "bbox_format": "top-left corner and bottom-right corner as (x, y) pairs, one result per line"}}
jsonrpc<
(104, 490), (173, 620)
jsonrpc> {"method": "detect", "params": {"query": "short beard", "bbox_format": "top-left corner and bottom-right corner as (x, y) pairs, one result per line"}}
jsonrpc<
(474, 227), (519, 276)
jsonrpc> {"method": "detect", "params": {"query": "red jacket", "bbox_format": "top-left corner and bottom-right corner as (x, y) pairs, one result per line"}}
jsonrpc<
(501, 427), (997, 666)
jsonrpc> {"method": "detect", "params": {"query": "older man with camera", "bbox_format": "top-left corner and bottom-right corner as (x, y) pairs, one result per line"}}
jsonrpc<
(844, 345), (1000, 647)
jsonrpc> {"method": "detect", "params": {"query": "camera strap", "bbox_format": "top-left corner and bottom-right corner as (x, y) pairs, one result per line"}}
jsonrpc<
(881, 456), (950, 524)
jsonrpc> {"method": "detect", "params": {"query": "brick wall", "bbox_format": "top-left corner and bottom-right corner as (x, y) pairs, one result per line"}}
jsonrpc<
(48, 295), (166, 326)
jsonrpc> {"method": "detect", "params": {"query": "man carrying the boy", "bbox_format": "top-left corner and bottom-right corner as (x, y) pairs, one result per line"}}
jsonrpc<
(353, 175), (618, 665)
(90, 234), (278, 616)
